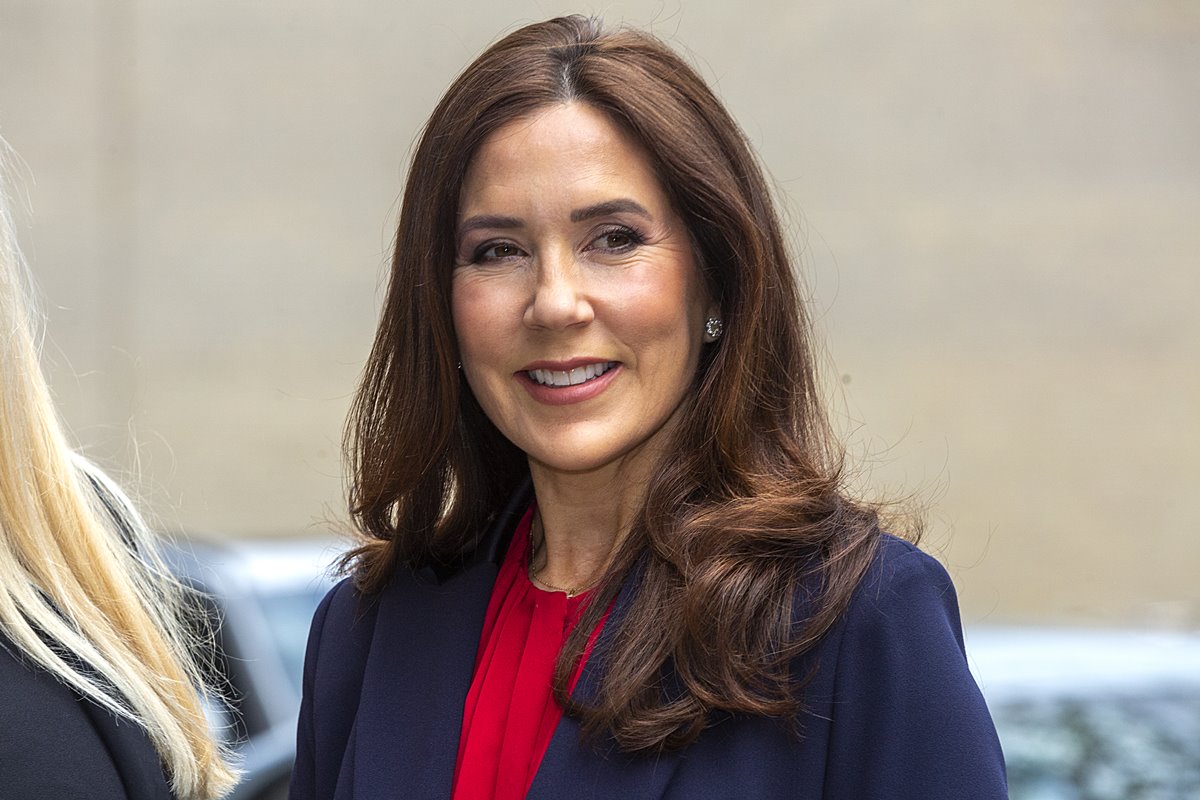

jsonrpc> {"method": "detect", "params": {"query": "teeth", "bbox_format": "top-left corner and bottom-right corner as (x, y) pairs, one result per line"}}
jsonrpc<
(528, 362), (614, 387)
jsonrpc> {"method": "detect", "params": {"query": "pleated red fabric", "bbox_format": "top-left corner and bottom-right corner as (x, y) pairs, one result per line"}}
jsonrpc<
(451, 507), (608, 800)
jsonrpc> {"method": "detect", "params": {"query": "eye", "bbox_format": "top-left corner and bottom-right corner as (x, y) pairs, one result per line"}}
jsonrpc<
(589, 226), (643, 253)
(474, 241), (524, 262)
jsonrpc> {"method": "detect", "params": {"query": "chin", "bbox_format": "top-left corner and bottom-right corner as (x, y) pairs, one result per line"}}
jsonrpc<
(523, 433), (666, 480)
(527, 451), (617, 476)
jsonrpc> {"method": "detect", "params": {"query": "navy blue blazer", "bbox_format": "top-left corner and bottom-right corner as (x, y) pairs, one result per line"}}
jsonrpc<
(290, 491), (1007, 799)
(0, 635), (173, 800)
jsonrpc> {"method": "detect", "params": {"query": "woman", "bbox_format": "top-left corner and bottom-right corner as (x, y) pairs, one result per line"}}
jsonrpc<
(292, 16), (1006, 799)
(0, 145), (237, 799)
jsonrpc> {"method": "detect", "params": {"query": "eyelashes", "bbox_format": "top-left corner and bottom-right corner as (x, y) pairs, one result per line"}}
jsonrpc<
(587, 224), (645, 253)
(472, 241), (523, 262)
(466, 224), (647, 265)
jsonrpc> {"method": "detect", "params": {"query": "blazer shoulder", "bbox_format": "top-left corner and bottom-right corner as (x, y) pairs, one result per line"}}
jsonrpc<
(0, 638), (168, 800)
(307, 576), (381, 683)
(820, 533), (1008, 798)
(319, 574), (373, 622)
(292, 575), (379, 800)
(834, 533), (972, 687)
(853, 534), (959, 621)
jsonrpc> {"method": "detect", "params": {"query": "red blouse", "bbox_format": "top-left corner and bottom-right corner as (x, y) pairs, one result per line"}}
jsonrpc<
(451, 507), (608, 800)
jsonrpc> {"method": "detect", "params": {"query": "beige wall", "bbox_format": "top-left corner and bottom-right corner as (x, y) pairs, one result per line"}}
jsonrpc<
(1, 1), (1196, 627)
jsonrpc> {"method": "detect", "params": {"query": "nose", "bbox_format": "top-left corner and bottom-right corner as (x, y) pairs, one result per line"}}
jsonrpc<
(523, 249), (594, 331)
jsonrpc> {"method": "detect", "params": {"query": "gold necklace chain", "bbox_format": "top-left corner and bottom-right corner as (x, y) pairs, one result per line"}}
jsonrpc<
(527, 517), (592, 598)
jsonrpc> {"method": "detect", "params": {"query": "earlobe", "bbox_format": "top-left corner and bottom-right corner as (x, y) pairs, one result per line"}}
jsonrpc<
(703, 315), (724, 342)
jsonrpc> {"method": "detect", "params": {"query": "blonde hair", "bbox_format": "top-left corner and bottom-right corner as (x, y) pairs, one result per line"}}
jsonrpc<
(0, 143), (237, 799)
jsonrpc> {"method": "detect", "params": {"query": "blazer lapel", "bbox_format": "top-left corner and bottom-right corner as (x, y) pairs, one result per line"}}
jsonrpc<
(528, 716), (683, 800)
(352, 561), (497, 798)
(527, 562), (683, 799)
(352, 479), (532, 799)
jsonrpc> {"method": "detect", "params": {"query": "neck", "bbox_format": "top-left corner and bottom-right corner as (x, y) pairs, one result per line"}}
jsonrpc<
(526, 459), (649, 595)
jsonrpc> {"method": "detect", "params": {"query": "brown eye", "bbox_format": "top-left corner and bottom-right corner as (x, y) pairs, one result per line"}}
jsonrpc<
(590, 227), (642, 252)
(476, 242), (523, 261)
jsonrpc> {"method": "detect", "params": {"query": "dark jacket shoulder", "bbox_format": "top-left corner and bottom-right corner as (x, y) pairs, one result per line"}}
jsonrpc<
(818, 533), (1008, 798)
(290, 576), (381, 800)
(0, 636), (172, 800)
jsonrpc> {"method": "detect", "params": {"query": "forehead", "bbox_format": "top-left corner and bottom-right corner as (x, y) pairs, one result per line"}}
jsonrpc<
(458, 103), (669, 216)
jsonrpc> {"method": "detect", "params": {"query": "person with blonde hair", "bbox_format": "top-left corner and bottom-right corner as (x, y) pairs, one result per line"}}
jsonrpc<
(0, 144), (237, 799)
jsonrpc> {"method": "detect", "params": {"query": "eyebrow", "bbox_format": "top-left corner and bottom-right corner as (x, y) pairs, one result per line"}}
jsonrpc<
(569, 198), (652, 223)
(457, 198), (654, 239)
(456, 214), (523, 238)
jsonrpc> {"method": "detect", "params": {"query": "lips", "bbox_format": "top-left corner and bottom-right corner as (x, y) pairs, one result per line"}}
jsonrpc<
(526, 361), (616, 387)
(517, 359), (621, 406)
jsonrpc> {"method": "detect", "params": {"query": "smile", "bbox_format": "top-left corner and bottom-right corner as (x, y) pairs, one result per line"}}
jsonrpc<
(526, 362), (616, 387)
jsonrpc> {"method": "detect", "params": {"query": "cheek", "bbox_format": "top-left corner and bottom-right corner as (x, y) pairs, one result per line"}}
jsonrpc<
(451, 277), (523, 422)
(451, 278), (502, 361)
(451, 296), (495, 407)
(610, 269), (705, 352)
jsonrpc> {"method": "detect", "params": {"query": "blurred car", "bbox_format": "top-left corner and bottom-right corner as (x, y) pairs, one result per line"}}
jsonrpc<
(165, 535), (347, 800)
(968, 627), (1200, 800)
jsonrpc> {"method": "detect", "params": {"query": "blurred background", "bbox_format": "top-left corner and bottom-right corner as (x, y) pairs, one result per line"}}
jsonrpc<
(0, 0), (1196, 630)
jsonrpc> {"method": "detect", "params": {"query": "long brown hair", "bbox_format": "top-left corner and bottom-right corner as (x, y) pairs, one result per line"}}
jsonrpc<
(346, 15), (888, 752)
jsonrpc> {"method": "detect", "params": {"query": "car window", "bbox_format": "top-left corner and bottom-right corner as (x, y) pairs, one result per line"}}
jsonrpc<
(995, 689), (1200, 799)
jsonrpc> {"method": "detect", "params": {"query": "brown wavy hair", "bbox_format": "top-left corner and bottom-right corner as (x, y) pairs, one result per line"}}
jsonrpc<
(345, 15), (889, 752)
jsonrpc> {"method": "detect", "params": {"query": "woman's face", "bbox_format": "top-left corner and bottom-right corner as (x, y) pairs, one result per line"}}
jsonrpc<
(452, 102), (713, 481)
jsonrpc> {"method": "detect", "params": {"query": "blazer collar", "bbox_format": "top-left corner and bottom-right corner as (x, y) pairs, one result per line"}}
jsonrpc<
(474, 475), (534, 569)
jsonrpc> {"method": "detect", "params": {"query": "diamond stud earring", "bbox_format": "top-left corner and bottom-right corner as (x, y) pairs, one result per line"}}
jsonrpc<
(704, 317), (724, 342)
